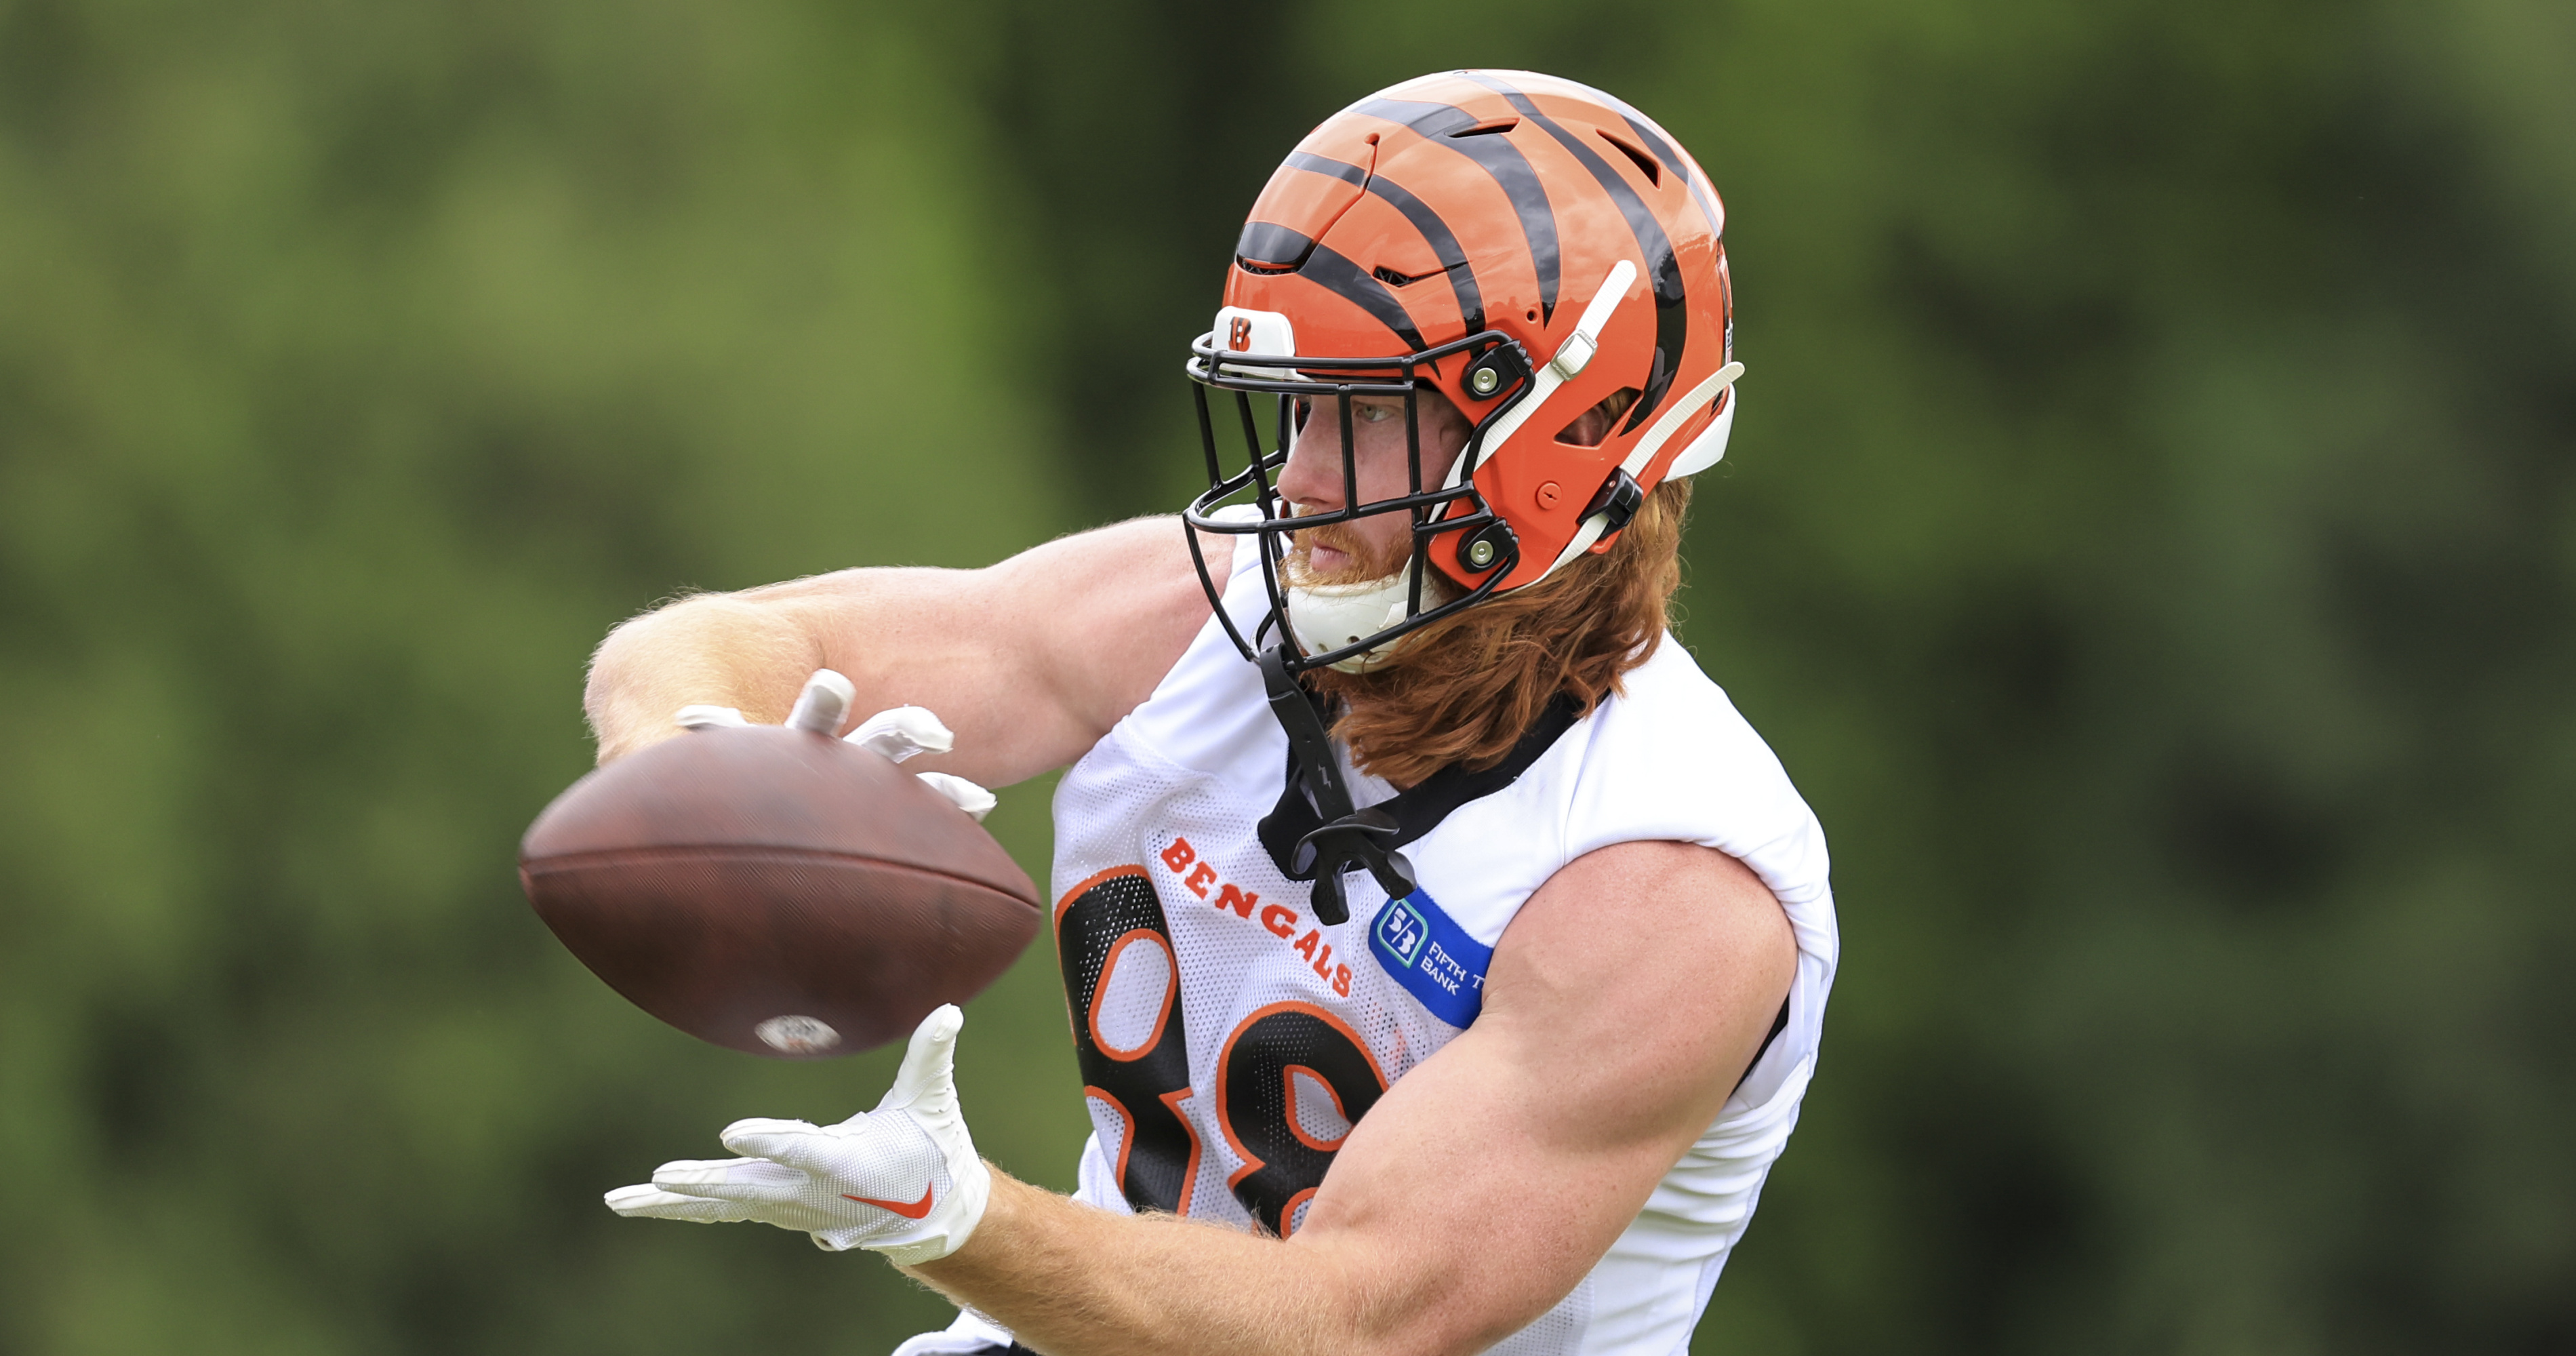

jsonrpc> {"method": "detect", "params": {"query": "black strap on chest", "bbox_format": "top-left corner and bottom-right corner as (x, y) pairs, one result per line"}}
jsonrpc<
(1255, 641), (1582, 924)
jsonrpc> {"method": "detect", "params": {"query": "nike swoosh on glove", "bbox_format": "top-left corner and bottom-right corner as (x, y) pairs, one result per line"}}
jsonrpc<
(605, 1004), (992, 1264)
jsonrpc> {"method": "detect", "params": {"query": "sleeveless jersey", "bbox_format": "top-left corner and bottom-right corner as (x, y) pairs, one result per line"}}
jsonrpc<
(902, 540), (1838, 1356)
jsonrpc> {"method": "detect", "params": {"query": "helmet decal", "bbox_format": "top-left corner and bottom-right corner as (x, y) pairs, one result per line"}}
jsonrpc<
(1613, 111), (1725, 239)
(1283, 150), (1368, 187)
(1554, 73), (1728, 239)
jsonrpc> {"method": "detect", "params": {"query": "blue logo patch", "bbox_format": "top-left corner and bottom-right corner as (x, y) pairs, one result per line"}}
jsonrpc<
(1368, 889), (1491, 1028)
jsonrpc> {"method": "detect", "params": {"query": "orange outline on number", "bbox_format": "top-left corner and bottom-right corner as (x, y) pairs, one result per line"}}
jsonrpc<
(1060, 863), (1203, 1218)
(1087, 928), (1177, 1060)
(1279, 1186), (1321, 1239)
(1053, 864), (1150, 1035)
(1214, 1001), (1389, 1235)
(1160, 1086), (1203, 1216)
(1055, 864), (1150, 927)
(1079, 1083), (1204, 1218)
(1280, 1062), (1352, 1151)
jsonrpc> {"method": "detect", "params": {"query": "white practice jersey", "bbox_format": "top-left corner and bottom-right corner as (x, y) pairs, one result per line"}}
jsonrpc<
(901, 541), (1837, 1356)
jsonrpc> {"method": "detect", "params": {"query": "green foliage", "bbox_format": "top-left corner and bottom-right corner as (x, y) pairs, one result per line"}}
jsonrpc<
(1, 0), (2568, 1353)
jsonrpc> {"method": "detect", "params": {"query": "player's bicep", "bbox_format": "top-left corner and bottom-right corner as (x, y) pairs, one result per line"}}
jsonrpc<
(1288, 841), (1794, 1355)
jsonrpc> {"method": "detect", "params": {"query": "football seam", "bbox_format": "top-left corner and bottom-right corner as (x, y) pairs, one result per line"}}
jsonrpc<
(519, 845), (1041, 911)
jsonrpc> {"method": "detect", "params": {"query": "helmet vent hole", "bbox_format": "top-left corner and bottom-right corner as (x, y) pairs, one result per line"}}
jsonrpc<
(1554, 387), (1641, 448)
(1449, 119), (1518, 139)
(1598, 131), (1661, 187)
(1236, 221), (1319, 275)
(1373, 264), (1441, 288)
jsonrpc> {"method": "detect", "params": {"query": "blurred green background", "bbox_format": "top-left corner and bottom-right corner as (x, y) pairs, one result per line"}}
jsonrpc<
(2, 0), (2569, 1351)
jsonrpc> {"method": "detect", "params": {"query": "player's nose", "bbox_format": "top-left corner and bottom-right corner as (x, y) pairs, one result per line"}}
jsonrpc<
(1276, 416), (1347, 514)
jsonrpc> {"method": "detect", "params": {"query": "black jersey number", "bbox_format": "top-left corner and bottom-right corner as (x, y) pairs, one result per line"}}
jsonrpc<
(1055, 866), (1201, 1214)
(1216, 1002), (1386, 1235)
(1055, 867), (1387, 1234)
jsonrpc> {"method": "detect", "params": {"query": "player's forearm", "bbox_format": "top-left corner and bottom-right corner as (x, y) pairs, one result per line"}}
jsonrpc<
(908, 1171), (1439, 1356)
(583, 592), (826, 762)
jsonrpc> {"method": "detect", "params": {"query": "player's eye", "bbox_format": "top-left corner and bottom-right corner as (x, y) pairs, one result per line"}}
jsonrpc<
(1352, 401), (1401, 424)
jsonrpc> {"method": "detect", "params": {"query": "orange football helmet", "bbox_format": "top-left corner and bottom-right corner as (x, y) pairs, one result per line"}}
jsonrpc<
(1184, 69), (1742, 674)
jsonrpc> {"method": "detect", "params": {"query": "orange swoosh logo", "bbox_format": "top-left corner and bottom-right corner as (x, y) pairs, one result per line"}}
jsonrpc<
(841, 1183), (935, 1219)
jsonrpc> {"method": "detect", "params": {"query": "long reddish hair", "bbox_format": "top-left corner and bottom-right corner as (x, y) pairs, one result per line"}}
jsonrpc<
(1312, 477), (1691, 787)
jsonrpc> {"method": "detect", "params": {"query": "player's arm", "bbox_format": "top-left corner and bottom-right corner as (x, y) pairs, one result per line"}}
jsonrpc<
(909, 839), (1798, 1356)
(581, 518), (1225, 783)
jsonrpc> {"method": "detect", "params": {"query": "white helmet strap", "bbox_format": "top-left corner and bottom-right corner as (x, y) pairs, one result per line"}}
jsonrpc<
(1537, 359), (1745, 576)
(1441, 260), (1637, 494)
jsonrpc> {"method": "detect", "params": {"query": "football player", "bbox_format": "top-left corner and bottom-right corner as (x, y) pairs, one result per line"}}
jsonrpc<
(588, 70), (1836, 1356)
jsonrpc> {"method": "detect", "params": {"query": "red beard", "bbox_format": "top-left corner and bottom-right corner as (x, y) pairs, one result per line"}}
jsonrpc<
(1283, 515), (1413, 587)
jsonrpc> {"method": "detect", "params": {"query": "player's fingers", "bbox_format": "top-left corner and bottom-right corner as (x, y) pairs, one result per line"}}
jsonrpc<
(717, 1119), (865, 1172)
(915, 772), (996, 821)
(650, 1155), (807, 1199)
(604, 1183), (760, 1223)
(846, 705), (955, 763)
(715, 1116), (834, 1160)
(786, 669), (856, 735)
(881, 1003), (963, 1111)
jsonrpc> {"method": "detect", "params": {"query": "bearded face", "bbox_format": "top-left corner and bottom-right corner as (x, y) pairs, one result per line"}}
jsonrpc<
(1282, 512), (1413, 588)
(1274, 391), (1472, 590)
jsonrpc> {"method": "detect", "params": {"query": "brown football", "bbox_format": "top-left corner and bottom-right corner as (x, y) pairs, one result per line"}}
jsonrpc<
(519, 725), (1041, 1058)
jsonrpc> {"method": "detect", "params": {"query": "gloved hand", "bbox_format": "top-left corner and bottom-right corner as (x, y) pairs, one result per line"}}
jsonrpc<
(675, 670), (997, 821)
(604, 1004), (992, 1265)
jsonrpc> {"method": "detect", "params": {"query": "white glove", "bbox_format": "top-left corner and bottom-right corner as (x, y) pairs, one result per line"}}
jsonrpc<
(674, 671), (994, 821)
(605, 1004), (992, 1264)
(844, 704), (953, 762)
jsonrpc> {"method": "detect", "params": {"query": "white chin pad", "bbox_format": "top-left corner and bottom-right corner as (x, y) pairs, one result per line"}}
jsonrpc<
(845, 705), (956, 763)
(1286, 573), (1415, 673)
(674, 704), (750, 730)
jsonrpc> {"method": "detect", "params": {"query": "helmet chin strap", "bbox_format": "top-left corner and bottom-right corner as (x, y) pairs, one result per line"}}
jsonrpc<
(1430, 257), (1747, 584)
(1440, 260), (1638, 496)
(1258, 644), (1417, 924)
